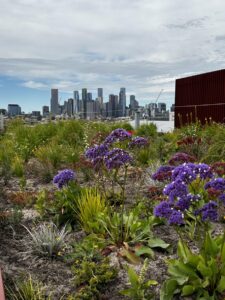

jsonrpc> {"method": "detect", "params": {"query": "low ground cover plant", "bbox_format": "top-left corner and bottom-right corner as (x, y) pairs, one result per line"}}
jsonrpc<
(3, 121), (225, 299)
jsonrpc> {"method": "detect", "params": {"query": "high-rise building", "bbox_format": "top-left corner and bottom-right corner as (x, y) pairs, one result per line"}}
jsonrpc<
(42, 106), (49, 117)
(130, 95), (139, 113)
(8, 104), (21, 116)
(98, 88), (103, 99)
(87, 92), (92, 101)
(119, 87), (126, 117)
(109, 94), (118, 118)
(67, 98), (74, 116)
(81, 88), (87, 118)
(73, 91), (80, 114)
(50, 89), (59, 115)
(158, 103), (166, 112)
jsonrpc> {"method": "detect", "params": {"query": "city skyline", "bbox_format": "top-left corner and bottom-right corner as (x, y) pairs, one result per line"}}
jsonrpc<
(1, 1), (225, 112)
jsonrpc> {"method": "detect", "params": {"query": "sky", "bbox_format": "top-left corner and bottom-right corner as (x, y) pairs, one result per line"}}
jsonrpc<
(1, 0), (225, 113)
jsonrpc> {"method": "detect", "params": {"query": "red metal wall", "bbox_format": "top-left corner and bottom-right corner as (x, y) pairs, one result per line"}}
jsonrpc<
(175, 69), (225, 127)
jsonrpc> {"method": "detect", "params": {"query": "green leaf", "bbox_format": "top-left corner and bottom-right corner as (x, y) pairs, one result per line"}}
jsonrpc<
(217, 275), (225, 293)
(120, 247), (142, 265)
(148, 238), (170, 249)
(160, 279), (178, 300)
(135, 246), (155, 258)
(197, 261), (212, 278)
(204, 232), (219, 257)
(145, 280), (158, 287)
(127, 267), (139, 287)
(177, 239), (191, 261)
(181, 285), (195, 296)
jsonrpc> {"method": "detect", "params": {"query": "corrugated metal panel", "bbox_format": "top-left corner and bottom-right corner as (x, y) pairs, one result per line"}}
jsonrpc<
(175, 69), (225, 127)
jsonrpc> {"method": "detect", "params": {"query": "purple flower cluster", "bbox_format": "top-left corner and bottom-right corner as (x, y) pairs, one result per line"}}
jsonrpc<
(153, 201), (184, 225)
(168, 210), (184, 225)
(205, 178), (225, 191)
(163, 179), (188, 202)
(171, 163), (213, 184)
(195, 201), (218, 222)
(168, 152), (196, 166)
(151, 166), (174, 182)
(85, 144), (108, 160)
(153, 162), (222, 226)
(104, 148), (132, 169)
(53, 169), (75, 189)
(104, 128), (131, 145)
(85, 144), (108, 170)
(129, 137), (148, 148)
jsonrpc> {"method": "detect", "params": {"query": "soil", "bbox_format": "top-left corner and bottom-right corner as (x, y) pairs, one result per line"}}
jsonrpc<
(0, 171), (224, 300)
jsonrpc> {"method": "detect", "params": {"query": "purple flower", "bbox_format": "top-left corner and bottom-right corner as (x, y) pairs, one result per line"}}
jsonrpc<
(153, 201), (173, 218)
(219, 194), (225, 204)
(172, 163), (197, 183)
(205, 178), (225, 191)
(85, 144), (109, 160)
(176, 197), (191, 211)
(104, 148), (132, 169)
(168, 152), (196, 166)
(129, 137), (148, 148)
(104, 128), (131, 145)
(163, 179), (188, 202)
(194, 163), (213, 180)
(168, 210), (184, 225)
(53, 169), (75, 189)
(152, 166), (174, 182)
(172, 163), (212, 184)
(195, 201), (218, 222)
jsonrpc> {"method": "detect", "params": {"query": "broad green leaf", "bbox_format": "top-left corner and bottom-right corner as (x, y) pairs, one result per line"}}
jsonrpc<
(217, 275), (225, 293)
(160, 279), (178, 300)
(120, 247), (142, 265)
(135, 245), (155, 258)
(177, 239), (191, 261)
(181, 285), (195, 296)
(146, 280), (158, 287)
(127, 267), (139, 287)
(204, 232), (219, 257)
(197, 261), (212, 278)
(148, 238), (170, 249)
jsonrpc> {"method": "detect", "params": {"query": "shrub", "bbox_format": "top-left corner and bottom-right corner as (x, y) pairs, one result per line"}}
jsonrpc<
(24, 222), (68, 258)
(75, 188), (107, 234)
(6, 274), (51, 300)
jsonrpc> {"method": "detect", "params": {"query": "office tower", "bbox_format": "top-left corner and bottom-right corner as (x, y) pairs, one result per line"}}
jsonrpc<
(50, 89), (59, 115)
(8, 104), (21, 116)
(86, 100), (95, 120)
(63, 101), (68, 114)
(73, 90), (80, 114)
(119, 87), (126, 117)
(158, 103), (166, 112)
(42, 106), (49, 117)
(81, 88), (87, 118)
(98, 88), (103, 99)
(87, 92), (92, 101)
(67, 98), (74, 116)
(130, 95), (139, 112)
(109, 94), (118, 118)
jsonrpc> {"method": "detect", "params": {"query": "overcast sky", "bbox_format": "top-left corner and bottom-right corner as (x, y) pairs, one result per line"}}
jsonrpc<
(0, 0), (225, 112)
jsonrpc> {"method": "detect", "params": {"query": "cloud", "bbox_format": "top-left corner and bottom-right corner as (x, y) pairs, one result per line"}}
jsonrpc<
(22, 80), (48, 89)
(1, 0), (225, 106)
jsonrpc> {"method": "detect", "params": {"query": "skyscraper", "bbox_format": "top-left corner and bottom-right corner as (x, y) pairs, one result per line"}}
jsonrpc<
(81, 88), (87, 118)
(119, 87), (126, 117)
(98, 88), (103, 99)
(8, 104), (21, 116)
(73, 90), (80, 114)
(50, 89), (59, 115)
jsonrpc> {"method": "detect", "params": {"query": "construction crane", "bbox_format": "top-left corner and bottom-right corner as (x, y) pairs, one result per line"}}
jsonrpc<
(155, 89), (164, 105)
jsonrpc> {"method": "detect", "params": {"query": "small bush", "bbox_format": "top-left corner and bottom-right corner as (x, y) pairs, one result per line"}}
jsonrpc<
(24, 222), (68, 258)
